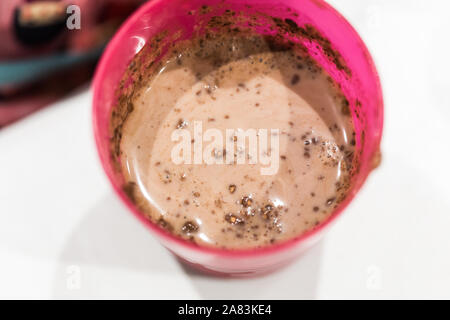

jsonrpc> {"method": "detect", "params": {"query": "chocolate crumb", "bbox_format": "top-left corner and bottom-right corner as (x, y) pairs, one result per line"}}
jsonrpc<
(291, 74), (300, 85)
(326, 197), (336, 206)
(176, 119), (188, 129)
(122, 182), (136, 202)
(341, 99), (350, 116)
(225, 213), (244, 225)
(241, 196), (253, 207)
(261, 204), (273, 219)
(181, 221), (199, 234)
(228, 184), (237, 194)
(214, 199), (223, 208)
(158, 217), (173, 231)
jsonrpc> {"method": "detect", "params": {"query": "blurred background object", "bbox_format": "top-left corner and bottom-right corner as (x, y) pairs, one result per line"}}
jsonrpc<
(0, 0), (146, 128)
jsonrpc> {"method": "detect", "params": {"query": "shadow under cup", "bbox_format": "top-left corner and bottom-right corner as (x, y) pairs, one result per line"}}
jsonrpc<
(92, 0), (383, 276)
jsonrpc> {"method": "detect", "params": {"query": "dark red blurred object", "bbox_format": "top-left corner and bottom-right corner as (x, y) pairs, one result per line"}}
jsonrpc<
(0, 0), (146, 128)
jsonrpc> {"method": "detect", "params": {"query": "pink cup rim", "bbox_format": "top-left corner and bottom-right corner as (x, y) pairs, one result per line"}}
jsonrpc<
(92, 0), (384, 258)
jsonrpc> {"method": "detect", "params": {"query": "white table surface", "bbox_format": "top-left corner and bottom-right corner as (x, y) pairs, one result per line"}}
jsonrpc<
(1, 0), (449, 299)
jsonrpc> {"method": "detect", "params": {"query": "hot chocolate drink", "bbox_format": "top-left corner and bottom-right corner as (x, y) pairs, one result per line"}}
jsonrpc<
(112, 34), (356, 249)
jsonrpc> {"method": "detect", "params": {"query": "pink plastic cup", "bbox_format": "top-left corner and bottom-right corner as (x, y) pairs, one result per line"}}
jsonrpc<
(92, 0), (383, 276)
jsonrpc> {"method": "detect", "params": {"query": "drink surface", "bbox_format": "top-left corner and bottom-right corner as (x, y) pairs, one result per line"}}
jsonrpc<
(117, 35), (355, 249)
